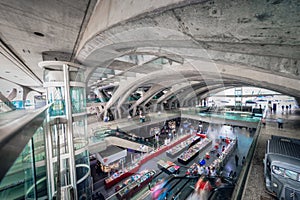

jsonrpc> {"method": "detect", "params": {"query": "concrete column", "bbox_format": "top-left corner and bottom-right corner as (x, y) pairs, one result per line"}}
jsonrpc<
(153, 103), (158, 112)
(94, 89), (107, 102)
(22, 86), (32, 101)
(182, 99), (188, 107)
(140, 105), (146, 115)
(160, 104), (164, 111)
(186, 99), (191, 107)
(117, 108), (121, 120)
(168, 101), (172, 110)
(0, 92), (15, 110)
(132, 106), (137, 117)
(7, 88), (17, 101)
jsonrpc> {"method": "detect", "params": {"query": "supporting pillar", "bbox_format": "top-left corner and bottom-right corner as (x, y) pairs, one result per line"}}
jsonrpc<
(153, 103), (158, 112)
(22, 86), (32, 102)
(168, 101), (172, 110)
(94, 89), (107, 102)
(141, 105), (145, 114)
(174, 100), (178, 109)
(117, 107), (122, 119)
(132, 106), (137, 117)
(0, 92), (15, 110)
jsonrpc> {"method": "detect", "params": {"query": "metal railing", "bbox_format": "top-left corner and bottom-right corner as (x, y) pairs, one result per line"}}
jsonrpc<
(231, 120), (262, 199)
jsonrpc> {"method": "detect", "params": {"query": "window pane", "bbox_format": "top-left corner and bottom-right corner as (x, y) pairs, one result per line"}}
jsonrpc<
(284, 170), (298, 181)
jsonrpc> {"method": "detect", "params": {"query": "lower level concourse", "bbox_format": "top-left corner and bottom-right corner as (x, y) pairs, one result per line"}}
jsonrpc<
(87, 107), (300, 200)
(1, 104), (300, 200)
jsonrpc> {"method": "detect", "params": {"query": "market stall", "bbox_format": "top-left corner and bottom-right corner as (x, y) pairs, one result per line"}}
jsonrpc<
(178, 138), (212, 165)
(166, 136), (200, 158)
(157, 160), (180, 174)
(115, 170), (156, 200)
(104, 163), (139, 189)
(209, 139), (237, 170)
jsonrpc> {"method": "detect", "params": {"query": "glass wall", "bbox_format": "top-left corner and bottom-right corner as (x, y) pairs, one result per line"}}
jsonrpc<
(47, 87), (66, 116)
(41, 61), (91, 199)
(76, 151), (92, 199)
(70, 87), (86, 114)
(0, 126), (47, 199)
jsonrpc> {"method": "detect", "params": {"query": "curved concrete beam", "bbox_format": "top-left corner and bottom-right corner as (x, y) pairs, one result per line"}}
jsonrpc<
(105, 63), (300, 115)
(127, 84), (165, 111)
(77, 0), (194, 53)
(76, 0), (300, 118)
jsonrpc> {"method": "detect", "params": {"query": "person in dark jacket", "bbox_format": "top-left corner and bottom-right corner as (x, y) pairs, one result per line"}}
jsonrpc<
(235, 155), (239, 166)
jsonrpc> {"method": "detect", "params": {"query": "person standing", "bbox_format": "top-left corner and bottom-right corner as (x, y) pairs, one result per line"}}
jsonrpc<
(235, 155), (239, 167)
(261, 118), (266, 127)
(211, 167), (217, 177)
(242, 156), (246, 165)
(277, 118), (283, 129)
(229, 170), (233, 178)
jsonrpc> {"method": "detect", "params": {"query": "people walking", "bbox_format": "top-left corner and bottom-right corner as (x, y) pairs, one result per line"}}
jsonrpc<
(235, 155), (239, 167)
(277, 118), (283, 129)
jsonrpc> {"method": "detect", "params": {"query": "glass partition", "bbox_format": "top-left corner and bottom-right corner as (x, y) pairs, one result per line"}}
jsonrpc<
(0, 126), (47, 200)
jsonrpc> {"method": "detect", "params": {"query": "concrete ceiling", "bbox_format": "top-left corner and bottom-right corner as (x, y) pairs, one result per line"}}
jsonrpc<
(0, 0), (96, 91)
(0, 0), (299, 106)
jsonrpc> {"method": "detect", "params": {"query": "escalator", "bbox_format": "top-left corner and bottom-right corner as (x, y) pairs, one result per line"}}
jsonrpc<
(149, 174), (199, 200)
(117, 129), (158, 147)
(165, 176), (199, 200)
(186, 176), (235, 200)
(149, 174), (235, 200)
(170, 177), (197, 200)
(93, 128), (164, 151)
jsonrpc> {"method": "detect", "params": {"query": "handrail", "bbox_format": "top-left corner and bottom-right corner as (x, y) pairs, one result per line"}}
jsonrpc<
(0, 104), (51, 182)
(0, 104), (51, 143)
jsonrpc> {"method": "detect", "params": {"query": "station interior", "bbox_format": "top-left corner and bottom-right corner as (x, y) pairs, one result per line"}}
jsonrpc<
(0, 1), (299, 200)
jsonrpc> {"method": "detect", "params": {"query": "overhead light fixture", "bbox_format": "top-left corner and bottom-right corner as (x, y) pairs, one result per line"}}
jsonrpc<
(5, 71), (10, 73)
(22, 49), (31, 53)
(34, 32), (45, 37)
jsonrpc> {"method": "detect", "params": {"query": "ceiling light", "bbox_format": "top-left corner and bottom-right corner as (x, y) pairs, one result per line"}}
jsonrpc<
(34, 32), (45, 37)
(22, 49), (31, 53)
(5, 71), (10, 73)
